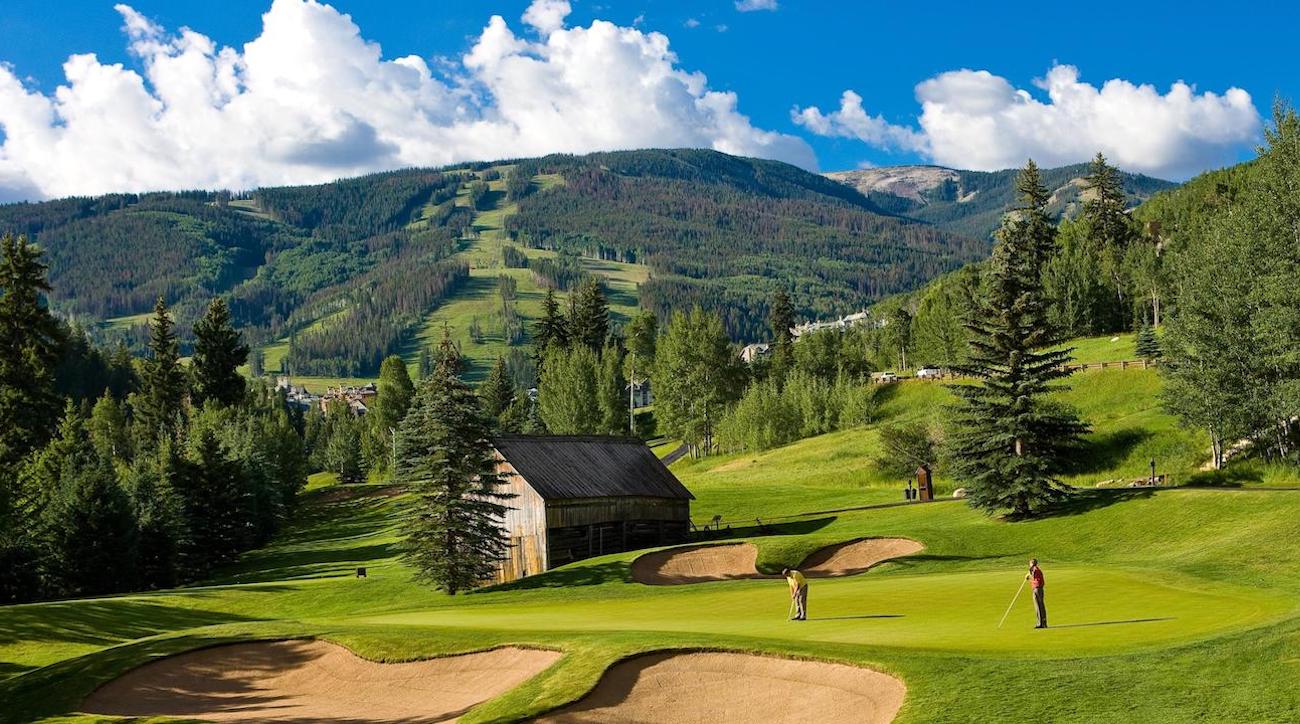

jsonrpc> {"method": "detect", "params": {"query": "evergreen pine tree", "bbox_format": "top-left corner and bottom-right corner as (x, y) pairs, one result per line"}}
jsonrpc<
(178, 429), (251, 572)
(124, 443), (186, 589)
(44, 452), (139, 597)
(950, 160), (1089, 518)
(479, 356), (516, 424)
(566, 277), (610, 352)
(533, 288), (569, 363)
(0, 233), (65, 468)
(135, 297), (187, 444)
(192, 297), (249, 408)
(22, 404), (136, 597)
(769, 289), (795, 385)
(418, 347), (433, 379)
(1083, 153), (1139, 329)
(395, 331), (513, 594)
(1136, 323), (1162, 360)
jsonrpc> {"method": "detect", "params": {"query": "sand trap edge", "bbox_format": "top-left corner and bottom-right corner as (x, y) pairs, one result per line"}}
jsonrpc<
(630, 537), (925, 585)
(798, 537), (927, 577)
(77, 637), (566, 720)
(532, 647), (908, 724)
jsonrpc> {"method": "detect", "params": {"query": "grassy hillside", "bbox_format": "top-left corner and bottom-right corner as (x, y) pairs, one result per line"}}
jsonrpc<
(679, 365), (1205, 524)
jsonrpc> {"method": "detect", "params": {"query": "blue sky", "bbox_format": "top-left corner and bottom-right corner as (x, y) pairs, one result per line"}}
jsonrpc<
(0, 0), (1293, 200)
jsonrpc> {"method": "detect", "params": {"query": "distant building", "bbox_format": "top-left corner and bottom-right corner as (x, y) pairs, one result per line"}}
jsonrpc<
(739, 343), (771, 364)
(790, 310), (884, 339)
(490, 435), (694, 584)
(320, 382), (378, 415)
(276, 376), (320, 412)
(627, 379), (654, 408)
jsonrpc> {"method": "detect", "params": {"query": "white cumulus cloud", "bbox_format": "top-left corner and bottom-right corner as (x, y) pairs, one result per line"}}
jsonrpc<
(791, 90), (925, 152)
(794, 64), (1262, 179)
(735, 0), (778, 11)
(0, 0), (814, 201)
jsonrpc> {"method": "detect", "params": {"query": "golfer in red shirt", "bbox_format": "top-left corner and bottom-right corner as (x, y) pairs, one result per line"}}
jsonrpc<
(1027, 559), (1047, 628)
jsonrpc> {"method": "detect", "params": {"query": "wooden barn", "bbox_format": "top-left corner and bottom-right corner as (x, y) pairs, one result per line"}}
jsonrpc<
(490, 435), (694, 584)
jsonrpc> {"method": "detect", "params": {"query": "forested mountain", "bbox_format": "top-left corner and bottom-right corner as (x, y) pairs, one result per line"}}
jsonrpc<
(828, 163), (1176, 240)
(506, 149), (987, 340)
(0, 149), (985, 374)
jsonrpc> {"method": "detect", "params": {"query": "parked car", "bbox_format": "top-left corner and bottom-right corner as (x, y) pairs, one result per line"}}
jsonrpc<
(915, 367), (943, 380)
(872, 371), (899, 384)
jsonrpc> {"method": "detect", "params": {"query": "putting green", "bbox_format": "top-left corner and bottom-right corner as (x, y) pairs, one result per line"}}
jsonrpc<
(360, 567), (1289, 657)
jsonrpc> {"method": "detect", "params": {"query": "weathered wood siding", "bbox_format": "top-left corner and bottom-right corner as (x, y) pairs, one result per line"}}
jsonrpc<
(544, 496), (690, 568)
(545, 496), (689, 528)
(492, 456), (548, 584)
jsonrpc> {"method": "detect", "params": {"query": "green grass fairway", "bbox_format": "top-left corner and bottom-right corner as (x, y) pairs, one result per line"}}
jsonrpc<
(6, 482), (1300, 723)
(365, 566), (1285, 657)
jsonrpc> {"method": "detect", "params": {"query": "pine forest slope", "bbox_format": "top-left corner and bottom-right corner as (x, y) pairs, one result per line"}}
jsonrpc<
(0, 150), (986, 381)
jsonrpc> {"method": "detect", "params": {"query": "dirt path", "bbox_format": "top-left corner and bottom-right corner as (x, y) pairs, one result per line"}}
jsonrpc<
(631, 538), (923, 585)
(536, 651), (905, 723)
(81, 639), (560, 723)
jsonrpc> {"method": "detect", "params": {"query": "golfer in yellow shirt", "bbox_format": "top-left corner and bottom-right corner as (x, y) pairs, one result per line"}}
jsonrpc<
(783, 567), (807, 621)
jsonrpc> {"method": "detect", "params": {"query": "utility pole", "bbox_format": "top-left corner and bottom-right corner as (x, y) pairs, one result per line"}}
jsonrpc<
(628, 353), (637, 435)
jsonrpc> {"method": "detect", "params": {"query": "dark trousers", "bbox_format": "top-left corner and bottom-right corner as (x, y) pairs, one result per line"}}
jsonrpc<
(1033, 587), (1047, 627)
(793, 586), (808, 620)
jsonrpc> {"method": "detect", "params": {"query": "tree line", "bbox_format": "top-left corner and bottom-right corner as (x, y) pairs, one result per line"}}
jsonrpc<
(0, 235), (308, 603)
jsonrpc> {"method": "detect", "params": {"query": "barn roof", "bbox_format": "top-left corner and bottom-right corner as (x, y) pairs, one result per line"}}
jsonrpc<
(492, 435), (694, 501)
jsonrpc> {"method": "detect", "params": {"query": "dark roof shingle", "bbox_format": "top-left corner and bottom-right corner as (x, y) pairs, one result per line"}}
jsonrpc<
(492, 435), (694, 501)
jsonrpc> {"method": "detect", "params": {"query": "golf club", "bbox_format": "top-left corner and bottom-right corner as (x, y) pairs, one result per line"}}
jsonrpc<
(997, 577), (1028, 629)
(788, 597), (796, 620)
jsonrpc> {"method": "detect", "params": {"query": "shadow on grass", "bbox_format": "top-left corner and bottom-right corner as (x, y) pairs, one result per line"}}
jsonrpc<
(0, 662), (35, 679)
(1033, 489), (1156, 519)
(696, 516), (837, 540)
(0, 599), (260, 648)
(1184, 467), (1262, 488)
(1065, 428), (1153, 476)
(209, 486), (406, 584)
(889, 553), (1020, 569)
(478, 561), (633, 593)
(1051, 617), (1174, 629)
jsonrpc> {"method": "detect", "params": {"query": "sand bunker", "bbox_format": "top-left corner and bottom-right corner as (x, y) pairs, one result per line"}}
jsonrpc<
(536, 651), (905, 723)
(81, 639), (560, 723)
(631, 538), (922, 585)
(631, 543), (767, 584)
(799, 537), (925, 577)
